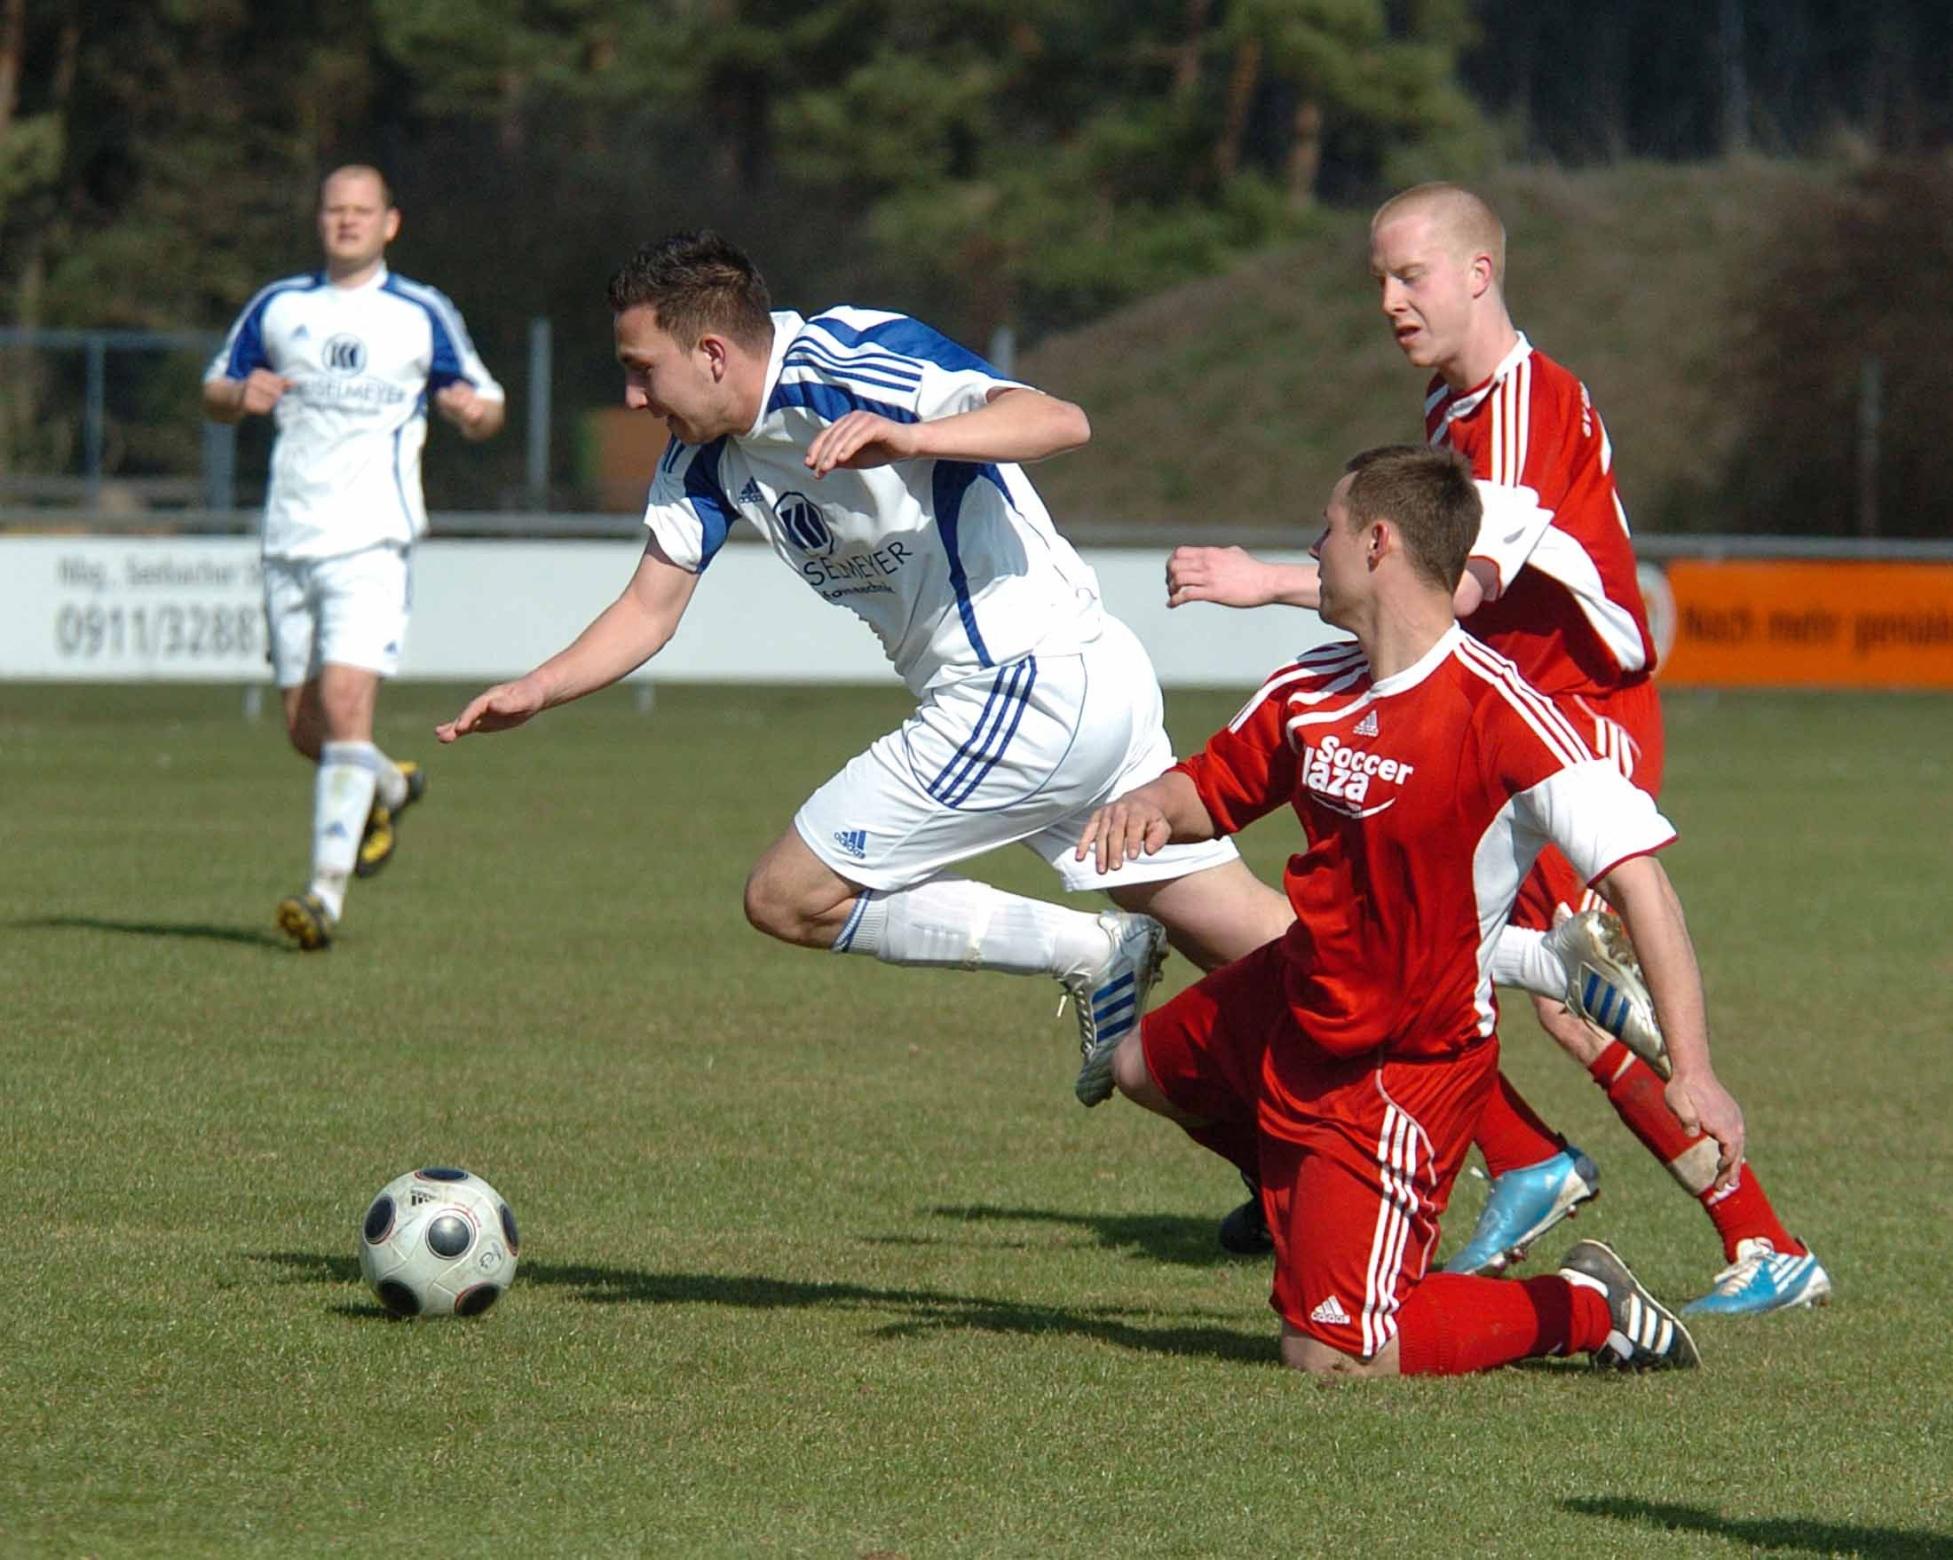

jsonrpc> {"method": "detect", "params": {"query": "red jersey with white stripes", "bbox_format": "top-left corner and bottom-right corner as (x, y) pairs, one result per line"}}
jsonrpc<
(1175, 628), (1674, 1067)
(1428, 336), (1657, 695)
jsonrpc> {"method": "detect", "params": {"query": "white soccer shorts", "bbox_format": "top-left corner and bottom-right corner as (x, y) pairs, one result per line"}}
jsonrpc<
(793, 615), (1240, 893)
(262, 544), (411, 688)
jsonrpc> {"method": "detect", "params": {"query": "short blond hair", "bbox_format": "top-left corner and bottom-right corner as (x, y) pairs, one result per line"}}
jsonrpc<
(1372, 183), (1505, 285)
(320, 164), (395, 210)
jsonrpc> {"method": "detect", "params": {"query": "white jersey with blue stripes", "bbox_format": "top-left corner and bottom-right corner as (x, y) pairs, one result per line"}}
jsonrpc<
(642, 308), (1105, 694)
(205, 265), (503, 560)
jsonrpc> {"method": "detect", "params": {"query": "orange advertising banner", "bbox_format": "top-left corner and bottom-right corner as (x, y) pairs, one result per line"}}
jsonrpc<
(1658, 560), (1953, 688)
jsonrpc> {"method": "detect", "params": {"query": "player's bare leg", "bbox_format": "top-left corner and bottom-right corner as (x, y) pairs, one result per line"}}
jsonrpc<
(745, 827), (1167, 1095)
(1281, 1325), (1401, 1378)
(1104, 857), (1293, 974)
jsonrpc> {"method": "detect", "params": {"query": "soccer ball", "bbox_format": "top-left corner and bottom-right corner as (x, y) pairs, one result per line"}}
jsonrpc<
(357, 1167), (520, 1319)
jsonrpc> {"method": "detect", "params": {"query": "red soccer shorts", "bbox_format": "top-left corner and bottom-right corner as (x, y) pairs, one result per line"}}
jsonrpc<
(1511, 675), (1667, 931)
(1141, 940), (1500, 1360)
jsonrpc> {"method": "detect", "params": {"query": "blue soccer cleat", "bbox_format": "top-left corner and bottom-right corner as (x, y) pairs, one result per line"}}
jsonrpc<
(1444, 1146), (1600, 1274)
(1066, 910), (1168, 1107)
(1682, 1238), (1833, 1317)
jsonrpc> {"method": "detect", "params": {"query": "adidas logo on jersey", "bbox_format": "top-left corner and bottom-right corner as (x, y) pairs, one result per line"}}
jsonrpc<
(1309, 1294), (1352, 1326)
(738, 478), (763, 505)
(1353, 709), (1379, 737)
(833, 828), (868, 860)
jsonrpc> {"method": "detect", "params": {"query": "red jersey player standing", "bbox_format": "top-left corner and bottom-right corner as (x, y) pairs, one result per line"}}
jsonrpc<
(1082, 445), (1740, 1375)
(1163, 184), (1829, 1317)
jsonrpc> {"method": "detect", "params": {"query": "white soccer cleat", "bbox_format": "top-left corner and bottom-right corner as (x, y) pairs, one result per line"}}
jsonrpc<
(1549, 908), (1670, 1077)
(1064, 910), (1168, 1107)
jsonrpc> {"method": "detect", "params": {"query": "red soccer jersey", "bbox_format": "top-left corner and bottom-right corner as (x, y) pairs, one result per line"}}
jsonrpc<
(1176, 628), (1674, 1068)
(1428, 336), (1657, 696)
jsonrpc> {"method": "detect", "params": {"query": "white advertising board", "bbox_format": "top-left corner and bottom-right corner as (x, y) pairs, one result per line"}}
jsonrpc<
(0, 534), (1341, 688)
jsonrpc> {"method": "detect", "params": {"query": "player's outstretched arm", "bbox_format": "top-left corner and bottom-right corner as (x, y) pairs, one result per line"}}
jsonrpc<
(437, 541), (700, 742)
(1166, 547), (1320, 610)
(1075, 770), (1217, 877)
(1598, 854), (1746, 1186)
(804, 387), (1089, 477)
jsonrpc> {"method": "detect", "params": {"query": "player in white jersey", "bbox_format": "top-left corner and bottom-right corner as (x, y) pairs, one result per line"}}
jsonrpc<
(438, 231), (1294, 1095)
(203, 165), (505, 950)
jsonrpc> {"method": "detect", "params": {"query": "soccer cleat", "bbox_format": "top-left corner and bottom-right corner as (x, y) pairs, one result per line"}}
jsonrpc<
(1682, 1238), (1833, 1317)
(356, 761), (427, 879)
(1443, 1146), (1600, 1275)
(1549, 907), (1669, 1077)
(1558, 1238), (1700, 1370)
(1065, 910), (1168, 1107)
(276, 889), (336, 951)
(1218, 1174), (1273, 1257)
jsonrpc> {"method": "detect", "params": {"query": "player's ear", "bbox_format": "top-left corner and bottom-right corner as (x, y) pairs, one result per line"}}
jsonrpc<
(383, 207), (402, 244)
(697, 333), (731, 379)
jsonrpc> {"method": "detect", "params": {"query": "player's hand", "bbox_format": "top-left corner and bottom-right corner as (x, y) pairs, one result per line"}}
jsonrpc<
(437, 679), (547, 742)
(434, 383), (492, 434)
(1665, 1070), (1746, 1190)
(1166, 545), (1278, 609)
(805, 412), (921, 477)
(238, 369), (290, 416)
(1074, 797), (1173, 876)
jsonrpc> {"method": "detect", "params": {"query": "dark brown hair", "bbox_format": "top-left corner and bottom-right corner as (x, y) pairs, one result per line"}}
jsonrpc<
(606, 230), (773, 350)
(1342, 444), (1481, 591)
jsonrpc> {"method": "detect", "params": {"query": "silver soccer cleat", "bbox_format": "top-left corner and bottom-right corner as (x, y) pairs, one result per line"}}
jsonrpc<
(1549, 908), (1670, 1077)
(1559, 1238), (1700, 1370)
(1064, 910), (1168, 1107)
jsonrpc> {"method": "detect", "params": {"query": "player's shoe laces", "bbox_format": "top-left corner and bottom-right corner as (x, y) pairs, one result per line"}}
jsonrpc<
(1065, 910), (1168, 1107)
(1681, 1238), (1833, 1317)
(1443, 1146), (1600, 1275)
(1558, 1238), (1700, 1370)
(1549, 908), (1669, 1077)
(355, 761), (427, 880)
(276, 889), (336, 951)
(1218, 1173), (1273, 1257)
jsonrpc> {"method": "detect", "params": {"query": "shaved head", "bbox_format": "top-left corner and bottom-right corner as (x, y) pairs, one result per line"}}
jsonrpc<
(1372, 183), (1505, 286)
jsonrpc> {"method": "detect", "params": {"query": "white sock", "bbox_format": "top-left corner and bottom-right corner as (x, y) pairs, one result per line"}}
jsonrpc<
(310, 741), (381, 920)
(373, 750), (408, 811)
(833, 875), (1111, 978)
(1492, 925), (1567, 1001)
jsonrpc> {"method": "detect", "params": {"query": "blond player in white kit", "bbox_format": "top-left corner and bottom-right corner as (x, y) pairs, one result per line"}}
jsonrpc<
(438, 230), (1295, 1093)
(203, 165), (504, 950)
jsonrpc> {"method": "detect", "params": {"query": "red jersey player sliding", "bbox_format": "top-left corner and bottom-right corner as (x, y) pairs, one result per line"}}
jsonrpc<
(1165, 183), (1829, 1318)
(1079, 445), (1740, 1375)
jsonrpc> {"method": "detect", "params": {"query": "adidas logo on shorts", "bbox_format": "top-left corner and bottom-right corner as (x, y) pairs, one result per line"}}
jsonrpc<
(1309, 1294), (1352, 1326)
(833, 828), (868, 860)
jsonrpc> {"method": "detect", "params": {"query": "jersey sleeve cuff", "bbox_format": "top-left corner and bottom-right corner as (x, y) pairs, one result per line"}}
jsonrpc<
(1584, 835), (1677, 888)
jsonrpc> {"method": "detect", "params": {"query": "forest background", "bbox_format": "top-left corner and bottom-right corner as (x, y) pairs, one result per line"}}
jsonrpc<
(4, 0), (1951, 535)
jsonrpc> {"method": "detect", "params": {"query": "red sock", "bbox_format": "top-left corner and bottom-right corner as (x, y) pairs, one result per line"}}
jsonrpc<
(1472, 1072), (1567, 1177)
(1396, 1273), (1613, 1375)
(1586, 1041), (1804, 1262)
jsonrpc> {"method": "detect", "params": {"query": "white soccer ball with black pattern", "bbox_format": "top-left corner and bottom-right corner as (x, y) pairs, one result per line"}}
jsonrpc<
(357, 1167), (520, 1319)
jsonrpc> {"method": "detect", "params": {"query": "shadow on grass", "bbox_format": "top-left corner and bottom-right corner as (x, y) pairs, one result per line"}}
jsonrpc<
(13, 914), (285, 950)
(250, 1249), (1270, 1365)
(881, 1203), (1239, 1268)
(1563, 1497), (1951, 1558)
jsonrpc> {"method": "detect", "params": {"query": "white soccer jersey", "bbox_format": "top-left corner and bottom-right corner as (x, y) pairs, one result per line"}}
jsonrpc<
(206, 266), (503, 560)
(642, 308), (1105, 694)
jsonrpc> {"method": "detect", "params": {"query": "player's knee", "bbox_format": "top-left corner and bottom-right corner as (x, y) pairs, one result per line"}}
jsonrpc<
(742, 862), (814, 945)
(1109, 1029), (1154, 1103)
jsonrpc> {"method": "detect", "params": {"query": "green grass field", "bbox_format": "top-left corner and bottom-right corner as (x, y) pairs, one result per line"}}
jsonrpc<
(3, 681), (1950, 1557)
